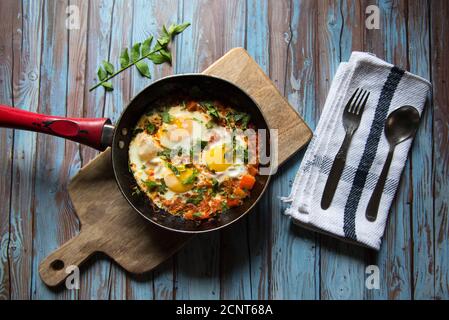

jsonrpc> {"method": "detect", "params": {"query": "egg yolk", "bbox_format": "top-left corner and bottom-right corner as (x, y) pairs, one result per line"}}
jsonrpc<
(164, 167), (195, 193)
(174, 118), (194, 133)
(205, 144), (232, 172)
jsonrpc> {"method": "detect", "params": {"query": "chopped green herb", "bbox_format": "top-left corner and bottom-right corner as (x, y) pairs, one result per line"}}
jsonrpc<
(161, 111), (173, 123)
(146, 122), (156, 134)
(166, 162), (180, 176)
(221, 201), (229, 212)
(186, 194), (203, 205)
(157, 148), (172, 160)
(143, 180), (167, 193)
(201, 101), (219, 119)
(205, 120), (214, 129)
(241, 114), (251, 129)
(192, 117), (204, 124)
(211, 178), (219, 195)
(182, 168), (198, 185)
(193, 212), (203, 218)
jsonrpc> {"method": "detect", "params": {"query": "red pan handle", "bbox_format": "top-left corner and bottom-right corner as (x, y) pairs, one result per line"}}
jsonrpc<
(0, 104), (112, 151)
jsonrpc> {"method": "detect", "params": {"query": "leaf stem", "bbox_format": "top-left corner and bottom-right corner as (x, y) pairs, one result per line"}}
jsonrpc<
(89, 47), (163, 91)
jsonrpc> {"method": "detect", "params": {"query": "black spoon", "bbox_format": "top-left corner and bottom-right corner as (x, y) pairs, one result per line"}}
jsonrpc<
(366, 105), (420, 222)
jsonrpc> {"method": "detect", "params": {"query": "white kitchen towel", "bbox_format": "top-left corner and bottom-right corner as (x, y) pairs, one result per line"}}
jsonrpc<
(282, 52), (431, 250)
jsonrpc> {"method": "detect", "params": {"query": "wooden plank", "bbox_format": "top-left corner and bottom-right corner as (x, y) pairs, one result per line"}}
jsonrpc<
(365, 0), (412, 300)
(174, 0), (222, 299)
(101, 0), (132, 300)
(79, 0), (114, 300)
(317, 0), (366, 300)
(8, 0), (43, 300)
(0, 0), (15, 301)
(30, 0), (75, 299)
(245, 0), (270, 300)
(431, 0), (449, 300)
(269, 0), (317, 300)
(407, 0), (434, 300)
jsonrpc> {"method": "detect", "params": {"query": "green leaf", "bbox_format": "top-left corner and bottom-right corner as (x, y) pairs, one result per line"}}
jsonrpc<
(97, 66), (107, 81)
(119, 48), (130, 68)
(141, 36), (154, 57)
(148, 53), (167, 65)
(101, 81), (113, 91)
(102, 60), (114, 74)
(168, 22), (191, 36)
(159, 48), (172, 64)
(158, 25), (171, 46)
(135, 60), (151, 78)
(131, 42), (141, 62)
(161, 111), (172, 123)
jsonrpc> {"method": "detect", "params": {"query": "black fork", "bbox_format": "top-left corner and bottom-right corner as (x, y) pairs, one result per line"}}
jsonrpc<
(321, 88), (370, 210)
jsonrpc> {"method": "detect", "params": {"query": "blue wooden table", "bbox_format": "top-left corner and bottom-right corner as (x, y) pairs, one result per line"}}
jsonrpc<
(0, 0), (447, 300)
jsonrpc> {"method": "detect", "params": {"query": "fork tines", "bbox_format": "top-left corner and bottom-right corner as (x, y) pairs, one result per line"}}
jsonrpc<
(346, 88), (370, 115)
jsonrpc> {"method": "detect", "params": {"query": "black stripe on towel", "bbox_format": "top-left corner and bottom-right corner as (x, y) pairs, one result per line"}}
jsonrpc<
(343, 66), (405, 240)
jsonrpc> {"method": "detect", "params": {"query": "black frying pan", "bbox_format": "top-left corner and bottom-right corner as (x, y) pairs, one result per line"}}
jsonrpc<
(0, 74), (271, 233)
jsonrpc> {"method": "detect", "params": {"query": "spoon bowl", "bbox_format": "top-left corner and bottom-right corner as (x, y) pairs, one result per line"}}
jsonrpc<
(385, 105), (420, 145)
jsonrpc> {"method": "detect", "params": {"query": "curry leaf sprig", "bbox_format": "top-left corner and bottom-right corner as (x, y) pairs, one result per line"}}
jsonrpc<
(90, 22), (191, 92)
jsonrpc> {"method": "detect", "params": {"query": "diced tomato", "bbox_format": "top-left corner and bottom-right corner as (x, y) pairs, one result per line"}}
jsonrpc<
(183, 212), (193, 220)
(239, 174), (256, 190)
(233, 187), (247, 199)
(227, 198), (241, 207)
(247, 165), (258, 176)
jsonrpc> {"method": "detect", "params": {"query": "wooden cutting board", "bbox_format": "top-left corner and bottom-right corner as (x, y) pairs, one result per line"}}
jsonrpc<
(39, 47), (312, 287)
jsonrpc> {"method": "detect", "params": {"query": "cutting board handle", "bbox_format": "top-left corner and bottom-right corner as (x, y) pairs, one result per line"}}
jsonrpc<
(39, 230), (97, 287)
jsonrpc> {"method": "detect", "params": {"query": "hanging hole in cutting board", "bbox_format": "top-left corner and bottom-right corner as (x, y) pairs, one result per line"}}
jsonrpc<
(50, 259), (65, 271)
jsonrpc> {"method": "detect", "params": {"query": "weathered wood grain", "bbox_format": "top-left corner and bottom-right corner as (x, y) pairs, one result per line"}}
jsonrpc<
(407, 0), (434, 300)
(431, 0), (449, 300)
(276, 0), (323, 300)
(270, 0), (317, 300)
(317, 0), (366, 300)
(8, 0), (43, 300)
(0, 0), (15, 301)
(102, 0), (132, 300)
(30, 0), (75, 300)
